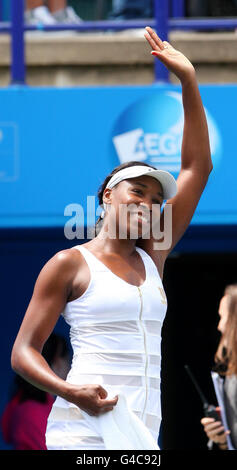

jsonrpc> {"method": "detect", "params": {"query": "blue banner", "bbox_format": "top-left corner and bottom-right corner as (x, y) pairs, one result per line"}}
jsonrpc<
(0, 84), (236, 228)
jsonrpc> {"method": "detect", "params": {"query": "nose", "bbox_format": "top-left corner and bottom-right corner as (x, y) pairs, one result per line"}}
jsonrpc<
(139, 200), (161, 214)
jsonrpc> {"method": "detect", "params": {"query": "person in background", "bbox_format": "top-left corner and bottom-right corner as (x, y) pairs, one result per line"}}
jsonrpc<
(108, 0), (153, 20)
(109, 0), (237, 20)
(201, 284), (237, 450)
(25, 0), (82, 25)
(1, 333), (70, 450)
(186, 0), (208, 16)
(187, 0), (237, 17)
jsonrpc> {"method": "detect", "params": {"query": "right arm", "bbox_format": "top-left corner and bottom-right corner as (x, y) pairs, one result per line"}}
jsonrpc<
(11, 249), (118, 416)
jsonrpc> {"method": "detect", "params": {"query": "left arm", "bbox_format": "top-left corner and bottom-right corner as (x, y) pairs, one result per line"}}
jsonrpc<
(139, 27), (213, 266)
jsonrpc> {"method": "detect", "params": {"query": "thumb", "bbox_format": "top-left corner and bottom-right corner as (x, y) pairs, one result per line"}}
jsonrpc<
(151, 50), (163, 57)
(151, 51), (169, 64)
(97, 385), (108, 399)
(100, 395), (119, 407)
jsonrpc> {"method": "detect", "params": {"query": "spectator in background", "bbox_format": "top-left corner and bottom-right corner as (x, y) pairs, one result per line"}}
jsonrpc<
(108, 0), (153, 20)
(1, 333), (70, 450)
(201, 284), (237, 450)
(186, 0), (208, 16)
(187, 0), (237, 17)
(108, 0), (237, 20)
(25, 0), (82, 25)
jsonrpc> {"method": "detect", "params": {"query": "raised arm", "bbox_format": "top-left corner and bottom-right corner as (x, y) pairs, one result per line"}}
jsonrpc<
(141, 27), (213, 263)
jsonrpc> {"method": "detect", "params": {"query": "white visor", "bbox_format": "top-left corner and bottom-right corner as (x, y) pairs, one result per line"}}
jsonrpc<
(105, 165), (177, 200)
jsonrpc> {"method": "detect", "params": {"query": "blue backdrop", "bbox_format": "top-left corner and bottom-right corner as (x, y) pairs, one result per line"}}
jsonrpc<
(0, 84), (237, 229)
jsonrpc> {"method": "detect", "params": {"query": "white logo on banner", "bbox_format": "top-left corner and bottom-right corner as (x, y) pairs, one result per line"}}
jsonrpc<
(0, 122), (19, 182)
(112, 92), (221, 173)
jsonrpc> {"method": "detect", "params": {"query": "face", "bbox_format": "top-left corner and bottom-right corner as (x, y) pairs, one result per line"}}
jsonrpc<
(103, 175), (164, 239)
(217, 296), (229, 334)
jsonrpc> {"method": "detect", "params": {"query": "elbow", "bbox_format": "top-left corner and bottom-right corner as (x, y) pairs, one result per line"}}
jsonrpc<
(207, 147), (213, 174)
(208, 158), (213, 175)
(11, 346), (19, 373)
(206, 163), (213, 182)
(11, 343), (24, 375)
(194, 158), (213, 188)
(203, 162), (213, 186)
(203, 154), (213, 179)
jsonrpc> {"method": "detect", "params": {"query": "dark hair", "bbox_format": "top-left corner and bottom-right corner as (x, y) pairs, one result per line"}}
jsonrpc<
(95, 161), (157, 235)
(13, 334), (69, 403)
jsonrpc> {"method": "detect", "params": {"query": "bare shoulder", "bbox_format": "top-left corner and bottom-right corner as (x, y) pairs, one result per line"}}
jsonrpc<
(38, 246), (86, 283)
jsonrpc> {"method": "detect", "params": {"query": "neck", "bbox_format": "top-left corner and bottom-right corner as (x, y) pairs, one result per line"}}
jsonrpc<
(92, 225), (138, 257)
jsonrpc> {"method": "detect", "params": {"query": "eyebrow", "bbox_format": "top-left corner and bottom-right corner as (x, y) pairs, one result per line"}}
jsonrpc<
(132, 181), (164, 199)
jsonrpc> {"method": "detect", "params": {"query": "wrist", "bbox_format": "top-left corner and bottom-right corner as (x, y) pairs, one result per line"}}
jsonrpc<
(180, 67), (197, 87)
(61, 381), (84, 407)
(61, 381), (77, 402)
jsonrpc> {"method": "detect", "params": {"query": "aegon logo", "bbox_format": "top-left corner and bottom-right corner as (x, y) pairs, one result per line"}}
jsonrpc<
(113, 128), (182, 172)
(111, 91), (222, 175)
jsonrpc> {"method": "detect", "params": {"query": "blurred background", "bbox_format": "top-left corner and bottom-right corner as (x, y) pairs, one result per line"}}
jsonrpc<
(1, 0), (237, 450)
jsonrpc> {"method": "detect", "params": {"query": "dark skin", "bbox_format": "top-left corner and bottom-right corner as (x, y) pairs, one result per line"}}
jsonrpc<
(11, 27), (212, 417)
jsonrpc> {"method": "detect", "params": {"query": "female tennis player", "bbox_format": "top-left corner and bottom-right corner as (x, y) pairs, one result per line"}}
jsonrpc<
(11, 27), (213, 450)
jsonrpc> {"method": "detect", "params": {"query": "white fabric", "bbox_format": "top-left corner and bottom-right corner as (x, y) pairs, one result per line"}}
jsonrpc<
(80, 393), (159, 450)
(104, 165), (177, 199)
(46, 244), (167, 450)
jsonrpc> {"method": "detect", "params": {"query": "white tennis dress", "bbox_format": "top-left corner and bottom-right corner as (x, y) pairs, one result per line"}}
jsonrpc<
(46, 244), (167, 450)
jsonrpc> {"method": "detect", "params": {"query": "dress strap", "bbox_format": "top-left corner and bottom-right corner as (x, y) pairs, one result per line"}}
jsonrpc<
(71, 244), (106, 274)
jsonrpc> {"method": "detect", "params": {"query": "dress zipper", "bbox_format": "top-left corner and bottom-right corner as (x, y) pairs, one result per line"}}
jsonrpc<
(137, 286), (148, 420)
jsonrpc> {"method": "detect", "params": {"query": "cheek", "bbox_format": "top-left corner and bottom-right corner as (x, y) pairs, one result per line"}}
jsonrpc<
(111, 189), (129, 210)
(112, 192), (135, 217)
(152, 205), (161, 217)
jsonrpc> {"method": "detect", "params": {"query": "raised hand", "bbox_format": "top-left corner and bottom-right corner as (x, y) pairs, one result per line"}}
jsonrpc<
(144, 26), (195, 83)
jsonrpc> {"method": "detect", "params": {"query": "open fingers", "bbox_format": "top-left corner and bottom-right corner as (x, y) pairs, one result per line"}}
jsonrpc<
(146, 26), (164, 50)
(144, 31), (159, 52)
(144, 27), (162, 51)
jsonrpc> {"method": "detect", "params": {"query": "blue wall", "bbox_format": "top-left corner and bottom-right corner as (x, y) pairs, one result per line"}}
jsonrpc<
(0, 84), (237, 229)
(1, 0), (10, 21)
